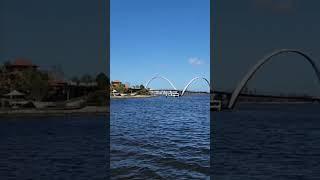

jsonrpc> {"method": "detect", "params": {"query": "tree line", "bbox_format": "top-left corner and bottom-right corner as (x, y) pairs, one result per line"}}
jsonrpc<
(0, 63), (109, 101)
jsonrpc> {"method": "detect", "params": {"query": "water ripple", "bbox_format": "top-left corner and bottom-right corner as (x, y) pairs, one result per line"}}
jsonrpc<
(111, 95), (210, 179)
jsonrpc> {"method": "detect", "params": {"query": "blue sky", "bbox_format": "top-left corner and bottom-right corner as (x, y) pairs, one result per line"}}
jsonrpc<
(213, 0), (320, 96)
(0, 0), (106, 79)
(111, 0), (210, 91)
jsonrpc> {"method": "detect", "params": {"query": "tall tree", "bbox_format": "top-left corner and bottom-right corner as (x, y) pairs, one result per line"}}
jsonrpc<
(96, 72), (109, 90)
(20, 70), (49, 101)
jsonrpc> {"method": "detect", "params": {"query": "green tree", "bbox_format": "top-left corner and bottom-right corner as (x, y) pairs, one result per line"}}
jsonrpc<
(18, 70), (49, 101)
(114, 84), (126, 93)
(136, 88), (150, 95)
(96, 72), (109, 90)
(29, 72), (49, 101)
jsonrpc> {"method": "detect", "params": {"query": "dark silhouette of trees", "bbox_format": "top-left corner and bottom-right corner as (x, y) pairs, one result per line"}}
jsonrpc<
(11, 70), (49, 101)
(96, 72), (109, 90)
(81, 74), (94, 83)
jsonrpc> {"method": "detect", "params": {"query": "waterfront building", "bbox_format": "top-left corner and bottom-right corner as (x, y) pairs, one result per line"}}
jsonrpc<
(5, 58), (38, 72)
(111, 80), (122, 88)
(128, 86), (143, 93)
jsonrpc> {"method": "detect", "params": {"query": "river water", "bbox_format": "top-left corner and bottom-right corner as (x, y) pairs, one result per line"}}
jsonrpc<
(2, 99), (318, 179)
(0, 115), (108, 180)
(110, 95), (210, 179)
(212, 103), (320, 179)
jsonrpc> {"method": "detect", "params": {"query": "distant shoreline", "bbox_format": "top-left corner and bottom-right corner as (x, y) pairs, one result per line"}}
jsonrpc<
(0, 106), (109, 118)
(110, 95), (157, 99)
(238, 101), (319, 105)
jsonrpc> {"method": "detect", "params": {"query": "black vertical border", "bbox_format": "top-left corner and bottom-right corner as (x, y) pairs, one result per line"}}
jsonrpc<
(106, 0), (110, 178)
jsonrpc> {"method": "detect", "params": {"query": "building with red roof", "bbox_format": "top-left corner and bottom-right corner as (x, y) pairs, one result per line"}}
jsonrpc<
(5, 58), (38, 72)
(111, 80), (122, 88)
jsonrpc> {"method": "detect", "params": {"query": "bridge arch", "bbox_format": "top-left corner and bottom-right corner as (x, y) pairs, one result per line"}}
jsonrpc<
(181, 77), (210, 96)
(145, 76), (177, 90)
(228, 49), (320, 109)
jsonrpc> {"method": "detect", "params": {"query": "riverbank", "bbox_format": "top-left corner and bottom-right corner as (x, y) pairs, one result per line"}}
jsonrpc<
(110, 95), (157, 99)
(0, 106), (109, 117)
(238, 101), (319, 105)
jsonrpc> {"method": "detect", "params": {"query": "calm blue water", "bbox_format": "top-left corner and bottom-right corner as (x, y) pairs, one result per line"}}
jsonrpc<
(0, 115), (108, 180)
(212, 104), (320, 179)
(2, 99), (317, 179)
(111, 95), (210, 179)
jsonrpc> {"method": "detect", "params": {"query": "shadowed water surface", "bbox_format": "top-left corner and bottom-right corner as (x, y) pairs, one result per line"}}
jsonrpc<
(0, 115), (108, 180)
(111, 95), (210, 179)
(212, 104), (320, 179)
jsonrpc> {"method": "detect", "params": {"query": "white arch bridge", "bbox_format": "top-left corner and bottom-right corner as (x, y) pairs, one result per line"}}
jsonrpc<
(145, 76), (211, 96)
(227, 49), (320, 109)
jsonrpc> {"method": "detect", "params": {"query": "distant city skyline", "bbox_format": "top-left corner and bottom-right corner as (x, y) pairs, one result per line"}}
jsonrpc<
(110, 0), (210, 91)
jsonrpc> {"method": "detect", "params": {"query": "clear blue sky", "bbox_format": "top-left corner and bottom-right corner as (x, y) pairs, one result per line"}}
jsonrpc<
(111, 0), (210, 91)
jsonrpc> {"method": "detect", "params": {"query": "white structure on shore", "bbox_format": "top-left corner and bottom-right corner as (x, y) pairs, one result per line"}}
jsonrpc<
(166, 91), (180, 97)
